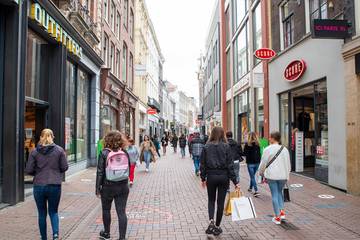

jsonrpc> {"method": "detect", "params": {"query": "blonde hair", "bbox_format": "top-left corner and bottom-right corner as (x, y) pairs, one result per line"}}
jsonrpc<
(248, 132), (259, 146)
(38, 129), (54, 146)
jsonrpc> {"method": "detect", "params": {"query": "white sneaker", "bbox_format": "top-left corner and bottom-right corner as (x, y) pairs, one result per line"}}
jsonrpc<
(145, 168), (149, 173)
(272, 217), (281, 225)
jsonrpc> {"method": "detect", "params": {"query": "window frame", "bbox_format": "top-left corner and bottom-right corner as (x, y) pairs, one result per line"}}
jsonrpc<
(280, 0), (294, 50)
(124, 0), (129, 30)
(110, 1), (115, 32)
(104, 0), (109, 23)
(122, 42), (128, 83)
(110, 42), (115, 72)
(129, 8), (134, 41)
(103, 33), (109, 66)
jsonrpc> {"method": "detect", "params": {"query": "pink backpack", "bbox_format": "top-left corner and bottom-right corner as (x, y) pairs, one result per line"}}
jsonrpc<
(105, 149), (129, 182)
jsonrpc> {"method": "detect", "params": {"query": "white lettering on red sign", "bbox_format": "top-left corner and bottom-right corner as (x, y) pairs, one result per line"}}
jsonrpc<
(284, 60), (306, 82)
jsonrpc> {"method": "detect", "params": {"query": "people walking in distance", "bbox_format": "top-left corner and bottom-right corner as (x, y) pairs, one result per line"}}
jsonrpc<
(226, 131), (244, 185)
(200, 127), (240, 236)
(96, 131), (130, 240)
(203, 133), (209, 143)
(25, 129), (69, 240)
(127, 138), (139, 187)
(188, 133), (194, 157)
(259, 131), (291, 225)
(172, 134), (178, 153)
(153, 134), (161, 157)
(179, 133), (187, 158)
(244, 132), (262, 197)
(161, 134), (169, 155)
(190, 131), (205, 176)
(140, 135), (157, 172)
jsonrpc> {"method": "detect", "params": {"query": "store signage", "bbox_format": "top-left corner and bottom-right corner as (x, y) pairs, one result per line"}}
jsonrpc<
(312, 19), (350, 39)
(147, 108), (157, 115)
(254, 48), (276, 60)
(284, 60), (306, 82)
(30, 3), (83, 58)
(253, 72), (264, 88)
(295, 131), (304, 172)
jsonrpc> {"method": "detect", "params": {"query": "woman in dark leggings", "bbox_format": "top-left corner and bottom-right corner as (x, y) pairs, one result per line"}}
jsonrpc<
(200, 127), (240, 236)
(96, 131), (130, 240)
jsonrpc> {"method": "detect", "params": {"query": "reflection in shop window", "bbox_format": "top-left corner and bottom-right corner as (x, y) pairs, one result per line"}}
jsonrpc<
(280, 93), (289, 148)
(77, 69), (89, 161)
(65, 61), (76, 162)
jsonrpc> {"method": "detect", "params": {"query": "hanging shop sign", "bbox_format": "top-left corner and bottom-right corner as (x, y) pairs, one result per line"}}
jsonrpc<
(284, 60), (306, 82)
(147, 108), (157, 115)
(312, 19), (350, 39)
(29, 3), (83, 58)
(254, 48), (276, 60)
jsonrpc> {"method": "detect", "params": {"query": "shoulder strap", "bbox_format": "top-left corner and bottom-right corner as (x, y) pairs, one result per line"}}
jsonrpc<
(265, 146), (284, 169)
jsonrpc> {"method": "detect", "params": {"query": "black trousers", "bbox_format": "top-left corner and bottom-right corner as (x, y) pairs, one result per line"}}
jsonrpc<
(101, 181), (129, 239)
(207, 174), (229, 226)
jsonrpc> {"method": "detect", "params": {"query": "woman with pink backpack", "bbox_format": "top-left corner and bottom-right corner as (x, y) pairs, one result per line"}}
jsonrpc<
(96, 131), (131, 240)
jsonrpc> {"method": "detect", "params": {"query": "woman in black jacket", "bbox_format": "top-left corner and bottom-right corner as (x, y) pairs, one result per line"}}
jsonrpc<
(244, 132), (261, 197)
(200, 127), (240, 236)
(96, 131), (130, 240)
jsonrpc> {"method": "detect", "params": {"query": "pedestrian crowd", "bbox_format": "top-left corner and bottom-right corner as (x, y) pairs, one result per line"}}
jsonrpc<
(25, 126), (290, 239)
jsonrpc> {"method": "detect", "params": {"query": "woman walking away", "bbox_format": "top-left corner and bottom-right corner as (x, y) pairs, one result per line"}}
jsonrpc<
(244, 132), (261, 197)
(179, 133), (187, 158)
(259, 131), (291, 225)
(140, 135), (156, 172)
(25, 129), (69, 240)
(200, 127), (240, 236)
(96, 131), (130, 240)
(161, 134), (168, 155)
(127, 138), (139, 187)
(172, 134), (178, 153)
(153, 134), (161, 157)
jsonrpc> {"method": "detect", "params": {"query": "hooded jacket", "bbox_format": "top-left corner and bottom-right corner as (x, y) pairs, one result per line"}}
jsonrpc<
(227, 138), (244, 162)
(200, 142), (238, 185)
(25, 144), (68, 185)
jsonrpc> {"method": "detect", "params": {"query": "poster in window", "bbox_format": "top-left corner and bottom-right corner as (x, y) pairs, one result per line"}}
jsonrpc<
(65, 117), (71, 149)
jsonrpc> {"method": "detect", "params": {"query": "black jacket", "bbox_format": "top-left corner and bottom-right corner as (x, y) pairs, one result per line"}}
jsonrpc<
(227, 138), (244, 162)
(96, 149), (130, 195)
(200, 142), (238, 185)
(243, 143), (261, 164)
(179, 137), (187, 148)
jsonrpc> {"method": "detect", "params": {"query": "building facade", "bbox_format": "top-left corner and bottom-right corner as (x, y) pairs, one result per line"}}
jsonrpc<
(99, 0), (137, 141)
(267, 0), (359, 192)
(0, 0), (103, 205)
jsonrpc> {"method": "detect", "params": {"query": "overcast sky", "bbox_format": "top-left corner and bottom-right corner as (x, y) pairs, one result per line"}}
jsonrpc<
(146, 0), (217, 101)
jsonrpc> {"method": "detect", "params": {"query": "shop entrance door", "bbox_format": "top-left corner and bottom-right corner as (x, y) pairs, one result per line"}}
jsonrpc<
(24, 100), (48, 184)
(237, 113), (249, 144)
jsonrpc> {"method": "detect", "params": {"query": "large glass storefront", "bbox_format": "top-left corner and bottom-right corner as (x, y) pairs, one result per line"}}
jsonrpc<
(65, 61), (90, 163)
(234, 89), (251, 144)
(279, 80), (328, 182)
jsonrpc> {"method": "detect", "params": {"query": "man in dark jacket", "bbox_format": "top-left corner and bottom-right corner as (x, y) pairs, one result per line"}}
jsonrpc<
(190, 132), (205, 176)
(226, 131), (243, 183)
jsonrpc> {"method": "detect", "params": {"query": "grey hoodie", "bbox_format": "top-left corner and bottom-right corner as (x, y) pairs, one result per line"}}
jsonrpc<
(25, 144), (69, 185)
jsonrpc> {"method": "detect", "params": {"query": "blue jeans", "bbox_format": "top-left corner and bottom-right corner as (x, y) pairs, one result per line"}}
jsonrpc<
(268, 180), (287, 216)
(144, 150), (151, 169)
(193, 156), (200, 174)
(33, 185), (62, 240)
(180, 147), (186, 157)
(247, 163), (259, 192)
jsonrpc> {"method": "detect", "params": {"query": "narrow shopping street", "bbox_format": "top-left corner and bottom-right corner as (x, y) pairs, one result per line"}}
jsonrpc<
(0, 151), (359, 240)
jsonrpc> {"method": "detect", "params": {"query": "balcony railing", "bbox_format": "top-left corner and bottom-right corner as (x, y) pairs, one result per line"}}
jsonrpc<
(69, 0), (96, 28)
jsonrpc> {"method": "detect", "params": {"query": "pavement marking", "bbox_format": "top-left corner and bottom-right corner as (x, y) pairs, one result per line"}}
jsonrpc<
(80, 179), (92, 182)
(318, 194), (335, 199)
(290, 183), (303, 188)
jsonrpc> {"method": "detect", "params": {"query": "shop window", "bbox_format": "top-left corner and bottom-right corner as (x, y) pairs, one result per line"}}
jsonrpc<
(25, 29), (49, 101)
(65, 61), (76, 162)
(281, 1), (294, 49)
(310, 0), (327, 21)
(110, 43), (115, 73)
(235, 23), (248, 83)
(110, 1), (115, 31)
(76, 70), (89, 161)
(314, 81), (328, 166)
(122, 42), (128, 82)
(279, 92), (289, 148)
(124, 0), (128, 30)
(253, 3), (262, 66)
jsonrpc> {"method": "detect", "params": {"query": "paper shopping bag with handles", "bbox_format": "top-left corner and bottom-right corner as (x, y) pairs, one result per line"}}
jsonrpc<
(231, 196), (257, 221)
(224, 190), (241, 216)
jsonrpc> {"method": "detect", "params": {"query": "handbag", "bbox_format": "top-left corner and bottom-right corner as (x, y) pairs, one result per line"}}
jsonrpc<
(224, 190), (241, 216)
(283, 183), (291, 202)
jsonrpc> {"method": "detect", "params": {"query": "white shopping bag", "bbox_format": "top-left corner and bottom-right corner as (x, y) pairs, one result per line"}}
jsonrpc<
(231, 197), (257, 221)
(257, 174), (262, 184)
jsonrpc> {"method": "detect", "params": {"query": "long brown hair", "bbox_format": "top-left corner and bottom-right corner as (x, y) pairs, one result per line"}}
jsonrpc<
(208, 126), (227, 144)
(248, 132), (259, 146)
(104, 130), (128, 150)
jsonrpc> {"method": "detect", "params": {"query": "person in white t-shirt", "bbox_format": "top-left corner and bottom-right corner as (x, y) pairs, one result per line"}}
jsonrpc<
(259, 131), (291, 225)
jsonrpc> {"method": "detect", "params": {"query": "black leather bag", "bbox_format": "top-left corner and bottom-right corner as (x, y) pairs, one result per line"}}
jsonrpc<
(283, 184), (290, 202)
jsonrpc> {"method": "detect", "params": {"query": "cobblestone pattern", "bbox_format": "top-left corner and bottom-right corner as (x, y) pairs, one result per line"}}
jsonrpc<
(0, 151), (360, 240)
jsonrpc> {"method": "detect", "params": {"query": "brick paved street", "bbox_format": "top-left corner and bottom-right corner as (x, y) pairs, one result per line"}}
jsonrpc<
(1, 151), (360, 240)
